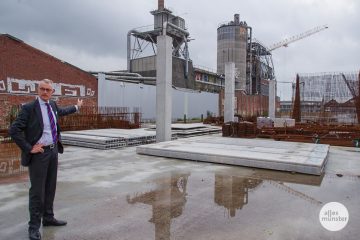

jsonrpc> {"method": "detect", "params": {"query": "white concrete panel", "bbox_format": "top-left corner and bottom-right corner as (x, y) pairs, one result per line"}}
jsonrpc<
(269, 80), (276, 119)
(156, 35), (173, 142)
(171, 123), (207, 129)
(274, 118), (296, 128)
(97, 73), (106, 107)
(64, 128), (157, 138)
(224, 62), (235, 123)
(137, 136), (329, 175)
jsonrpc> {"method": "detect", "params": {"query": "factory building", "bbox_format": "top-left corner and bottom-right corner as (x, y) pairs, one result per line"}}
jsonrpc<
(217, 14), (248, 91)
(0, 34), (98, 127)
(217, 14), (278, 118)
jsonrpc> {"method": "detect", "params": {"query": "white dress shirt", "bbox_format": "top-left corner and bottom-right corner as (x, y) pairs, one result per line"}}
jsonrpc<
(37, 98), (57, 146)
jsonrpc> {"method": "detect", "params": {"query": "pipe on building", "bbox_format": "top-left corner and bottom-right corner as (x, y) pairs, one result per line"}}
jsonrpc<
(162, 21), (189, 36)
(89, 71), (143, 77)
(163, 22), (189, 78)
(247, 26), (253, 94)
(108, 76), (156, 81)
(162, 21), (190, 78)
(106, 78), (145, 84)
(106, 76), (156, 85)
(184, 36), (189, 78)
(108, 72), (142, 77)
(127, 29), (141, 72)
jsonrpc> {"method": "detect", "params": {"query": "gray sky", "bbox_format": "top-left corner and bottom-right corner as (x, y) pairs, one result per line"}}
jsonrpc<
(1, 0), (359, 100)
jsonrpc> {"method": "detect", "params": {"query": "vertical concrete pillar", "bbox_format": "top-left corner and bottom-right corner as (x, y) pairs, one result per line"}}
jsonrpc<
(224, 62), (235, 123)
(269, 80), (276, 119)
(184, 92), (188, 119)
(156, 35), (172, 142)
(97, 73), (106, 107)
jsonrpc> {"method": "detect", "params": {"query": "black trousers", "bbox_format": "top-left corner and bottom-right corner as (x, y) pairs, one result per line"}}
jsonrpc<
(28, 146), (58, 230)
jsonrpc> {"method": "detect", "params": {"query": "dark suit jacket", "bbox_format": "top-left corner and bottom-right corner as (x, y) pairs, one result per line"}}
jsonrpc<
(9, 98), (77, 166)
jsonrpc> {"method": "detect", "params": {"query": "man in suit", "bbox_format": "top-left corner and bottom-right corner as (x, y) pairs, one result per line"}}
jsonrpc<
(9, 79), (83, 240)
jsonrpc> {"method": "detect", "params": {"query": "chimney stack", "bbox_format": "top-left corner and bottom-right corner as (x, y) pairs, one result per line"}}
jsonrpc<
(158, 0), (164, 10)
(234, 14), (240, 24)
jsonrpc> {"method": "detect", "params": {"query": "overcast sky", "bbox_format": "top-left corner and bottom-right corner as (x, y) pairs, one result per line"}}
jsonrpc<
(1, 0), (359, 100)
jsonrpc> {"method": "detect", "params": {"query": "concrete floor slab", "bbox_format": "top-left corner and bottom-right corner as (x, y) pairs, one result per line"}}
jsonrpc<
(62, 129), (159, 149)
(170, 123), (209, 129)
(64, 128), (157, 138)
(0, 142), (359, 240)
(61, 133), (125, 143)
(62, 128), (221, 149)
(137, 136), (329, 175)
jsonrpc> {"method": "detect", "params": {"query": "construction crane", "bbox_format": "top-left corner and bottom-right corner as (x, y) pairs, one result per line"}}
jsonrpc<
(268, 24), (329, 52)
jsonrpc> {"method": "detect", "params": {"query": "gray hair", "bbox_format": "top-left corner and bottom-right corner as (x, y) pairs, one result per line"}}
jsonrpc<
(40, 79), (54, 85)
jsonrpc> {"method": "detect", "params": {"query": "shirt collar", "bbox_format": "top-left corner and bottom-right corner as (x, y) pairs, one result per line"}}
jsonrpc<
(38, 97), (49, 105)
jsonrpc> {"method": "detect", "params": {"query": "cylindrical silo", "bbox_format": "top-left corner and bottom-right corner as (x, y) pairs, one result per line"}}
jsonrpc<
(217, 14), (248, 91)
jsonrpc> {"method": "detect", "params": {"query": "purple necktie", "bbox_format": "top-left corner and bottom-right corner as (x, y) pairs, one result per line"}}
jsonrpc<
(45, 103), (58, 144)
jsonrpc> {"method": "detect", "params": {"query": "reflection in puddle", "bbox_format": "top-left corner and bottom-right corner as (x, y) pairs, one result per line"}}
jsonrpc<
(267, 181), (322, 205)
(127, 172), (190, 240)
(127, 168), (325, 239)
(213, 169), (324, 216)
(214, 175), (262, 217)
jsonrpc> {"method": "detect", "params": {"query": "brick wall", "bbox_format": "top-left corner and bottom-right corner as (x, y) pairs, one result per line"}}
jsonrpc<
(219, 89), (272, 118)
(0, 34), (98, 128)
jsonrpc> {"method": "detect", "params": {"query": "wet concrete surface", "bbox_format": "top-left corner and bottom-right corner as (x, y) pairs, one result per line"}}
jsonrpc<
(0, 142), (359, 240)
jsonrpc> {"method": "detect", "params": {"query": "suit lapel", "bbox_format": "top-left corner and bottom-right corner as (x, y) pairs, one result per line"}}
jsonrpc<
(34, 99), (44, 130)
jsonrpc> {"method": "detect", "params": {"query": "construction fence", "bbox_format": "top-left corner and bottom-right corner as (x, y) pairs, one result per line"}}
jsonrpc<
(223, 121), (360, 148)
(0, 106), (141, 178)
(59, 106), (141, 131)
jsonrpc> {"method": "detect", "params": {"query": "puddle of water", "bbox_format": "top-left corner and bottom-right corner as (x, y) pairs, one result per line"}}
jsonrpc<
(125, 168), (359, 240)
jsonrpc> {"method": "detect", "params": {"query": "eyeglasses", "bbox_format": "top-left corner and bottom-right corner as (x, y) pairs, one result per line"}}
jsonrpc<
(39, 87), (53, 92)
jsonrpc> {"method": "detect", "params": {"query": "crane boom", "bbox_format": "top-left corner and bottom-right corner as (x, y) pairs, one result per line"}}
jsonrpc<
(268, 181), (323, 205)
(341, 73), (357, 99)
(268, 25), (329, 52)
(341, 72), (360, 124)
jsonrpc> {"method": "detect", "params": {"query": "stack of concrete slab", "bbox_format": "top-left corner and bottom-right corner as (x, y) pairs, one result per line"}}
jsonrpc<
(137, 136), (329, 175)
(148, 123), (222, 138)
(274, 118), (296, 128)
(62, 124), (221, 149)
(62, 128), (159, 149)
(61, 133), (126, 149)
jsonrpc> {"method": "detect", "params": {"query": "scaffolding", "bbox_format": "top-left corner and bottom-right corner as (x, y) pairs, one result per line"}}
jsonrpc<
(296, 71), (360, 124)
(299, 72), (358, 103)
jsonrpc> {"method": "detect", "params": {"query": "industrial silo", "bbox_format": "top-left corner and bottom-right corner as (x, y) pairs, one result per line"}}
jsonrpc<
(217, 14), (248, 91)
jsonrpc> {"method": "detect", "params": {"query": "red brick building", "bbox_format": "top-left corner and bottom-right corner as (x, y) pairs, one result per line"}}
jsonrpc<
(0, 34), (98, 127)
(219, 90), (280, 119)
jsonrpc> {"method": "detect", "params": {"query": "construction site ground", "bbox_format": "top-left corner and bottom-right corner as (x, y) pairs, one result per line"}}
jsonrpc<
(1, 137), (360, 240)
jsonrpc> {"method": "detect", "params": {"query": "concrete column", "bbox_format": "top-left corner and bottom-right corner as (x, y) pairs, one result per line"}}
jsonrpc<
(224, 62), (235, 123)
(156, 35), (173, 142)
(269, 80), (276, 119)
(97, 73), (106, 107)
(184, 92), (188, 118)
